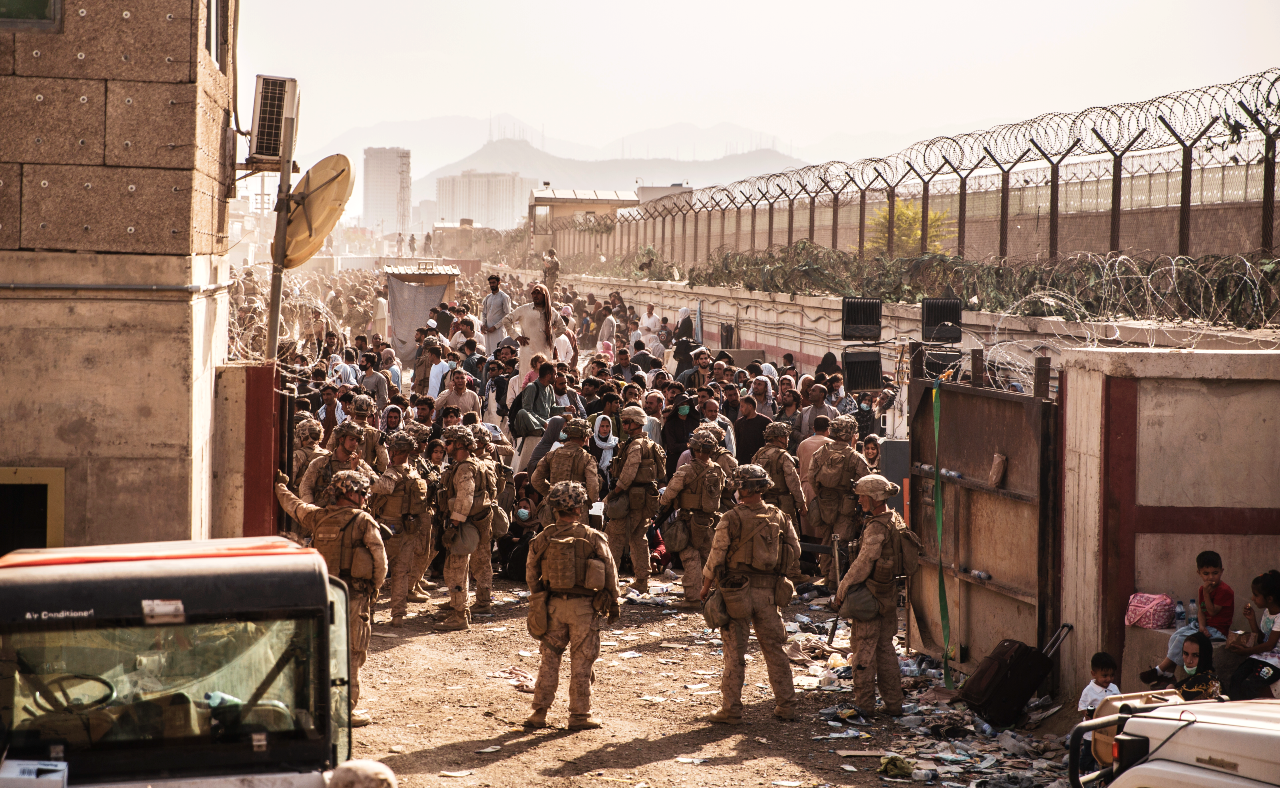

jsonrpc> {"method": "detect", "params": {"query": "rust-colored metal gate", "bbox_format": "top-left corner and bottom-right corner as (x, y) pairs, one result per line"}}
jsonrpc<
(904, 348), (1061, 679)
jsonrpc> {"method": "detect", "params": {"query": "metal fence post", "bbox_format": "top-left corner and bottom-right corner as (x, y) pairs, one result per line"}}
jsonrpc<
(858, 188), (867, 259)
(1091, 128), (1146, 254)
(984, 145), (1031, 259)
(1030, 138), (1081, 260)
(1155, 116), (1216, 257)
(1238, 101), (1277, 255)
(765, 188), (776, 249)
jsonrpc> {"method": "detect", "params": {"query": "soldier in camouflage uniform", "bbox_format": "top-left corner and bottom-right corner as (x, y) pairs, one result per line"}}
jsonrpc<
(700, 464), (802, 724)
(524, 481), (619, 731)
(804, 415), (870, 584)
(291, 418), (328, 489)
(466, 424), (503, 613)
(658, 431), (726, 603)
(605, 406), (666, 594)
(697, 423), (739, 512)
(275, 469), (387, 727)
(368, 432), (432, 627)
(435, 425), (495, 631)
(835, 474), (911, 717)
(531, 418), (600, 526)
(299, 421), (376, 505)
(752, 421), (808, 530)
(324, 394), (389, 473)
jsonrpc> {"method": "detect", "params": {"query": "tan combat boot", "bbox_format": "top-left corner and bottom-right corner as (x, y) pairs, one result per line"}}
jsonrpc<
(406, 589), (429, 603)
(434, 610), (470, 631)
(390, 615), (404, 628)
(568, 714), (603, 730)
(523, 707), (549, 729)
(773, 705), (796, 721)
(708, 708), (743, 725)
(471, 589), (492, 614)
(351, 709), (372, 727)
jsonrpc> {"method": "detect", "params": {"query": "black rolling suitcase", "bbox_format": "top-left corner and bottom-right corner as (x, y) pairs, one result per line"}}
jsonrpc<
(959, 623), (1072, 728)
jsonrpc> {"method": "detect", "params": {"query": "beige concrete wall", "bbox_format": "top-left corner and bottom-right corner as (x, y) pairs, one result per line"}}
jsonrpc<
(1137, 378), (1280, 508)
(210, 365), (247, 539)
(1133, 533), (1278, 632)
(1060, 365), (1106, 695)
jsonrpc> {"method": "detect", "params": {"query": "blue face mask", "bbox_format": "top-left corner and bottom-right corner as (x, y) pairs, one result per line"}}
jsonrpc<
(678, 405), (691, 416)
(559, 432), (568, 441)
(516, 508), (530, 521)
(447, 361), (457, 370)
(860, 403), (871, 411)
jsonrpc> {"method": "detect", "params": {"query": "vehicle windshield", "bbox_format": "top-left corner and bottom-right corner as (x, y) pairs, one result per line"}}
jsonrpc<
(1, 617), (321, 754)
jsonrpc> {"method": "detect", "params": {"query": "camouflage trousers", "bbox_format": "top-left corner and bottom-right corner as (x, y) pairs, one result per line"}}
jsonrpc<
(719, 587), (795, 717)
(443, 517), (493, 613)
(851, 612), (903, 714)
(607, 488), (656, 587)
(811, 492), (856, 586)
(679, 546), (707, 601)
(348, 579), (374, 707)
(532, 595), (601, 716)
(389, 526), (430, 617)
(470, 518), (494, 605)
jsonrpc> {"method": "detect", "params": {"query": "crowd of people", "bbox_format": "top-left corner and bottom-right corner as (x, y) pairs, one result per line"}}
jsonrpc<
(261, 263), (920, 732)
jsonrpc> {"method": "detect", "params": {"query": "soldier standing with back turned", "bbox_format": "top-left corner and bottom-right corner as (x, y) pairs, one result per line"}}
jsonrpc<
(524, 481), (619, 731)
(531, 418), (600, 525)
(700, 464), (802, 724)
(753, 421), (808, 531)
(275, 470), (387, 727)
(435, 425), (495, 631)
(605, 406), (666, 594)
(805, 414), (870, 585)
(658, 430), (725, 605)
(367, 432), (431, 628)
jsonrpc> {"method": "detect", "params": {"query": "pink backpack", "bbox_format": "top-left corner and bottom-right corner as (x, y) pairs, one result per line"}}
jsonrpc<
(1125, 593), (1175, 629)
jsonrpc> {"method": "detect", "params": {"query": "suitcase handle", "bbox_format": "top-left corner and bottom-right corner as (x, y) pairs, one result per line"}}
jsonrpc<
(1041, 623), (1073, 657)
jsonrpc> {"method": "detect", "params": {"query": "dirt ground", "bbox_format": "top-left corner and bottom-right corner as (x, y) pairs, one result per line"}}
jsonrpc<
(356, 576), (1076, 789)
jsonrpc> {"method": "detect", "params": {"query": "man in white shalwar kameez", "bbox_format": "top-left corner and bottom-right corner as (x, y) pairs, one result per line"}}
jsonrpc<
(500, 284), (567, 381)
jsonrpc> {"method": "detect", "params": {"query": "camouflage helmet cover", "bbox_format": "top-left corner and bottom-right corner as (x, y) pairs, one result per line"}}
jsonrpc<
(688, 430), (719, 454)
(563, 418), (591, 439)
(829, 415), (858, 441)
(295, 418), (323, 443)
(404, 421), (431, 444)
(327, 470), (371, 502)
(699, 423), (725, 442)
(351, 394), (375, 416)
(332, 420), (364, 442)
(442, 424), (477, 450)
(854, 473), (901, 501)
(763, 422), (792, 441)
(387, 431), (417, 454)
(735, 464), (772, 492)
(620, 405), (647, 425)
(547, 480), (588, 513)
(470, 423), (492, 447)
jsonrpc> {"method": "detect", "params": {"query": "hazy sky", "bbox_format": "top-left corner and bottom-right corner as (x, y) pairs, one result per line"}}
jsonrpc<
(238, 0), (1279, 165)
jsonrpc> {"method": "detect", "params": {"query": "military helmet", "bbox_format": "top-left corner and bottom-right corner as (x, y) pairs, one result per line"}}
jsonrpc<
(387, 431), (417, 454)
(699, 423), (725, 443)
(470, 423), (492, 448)
(442, 424), (477, 450)
(735, 464), (772, 492)
(763, 422), (792, 441)
(351, 394), (375, 416)
(332, 420), (363, 442)
(620, 405), (647, 426)
(327, 470), (371, 502)
(854, 473), (901, 501)
(295, 418), (323, 443)
(404, 420), (431, 444)
(563, 418), (591, 439)
(830, 415), (858, 442)
(688, 430), (719, 454)
(294, 410), (316, 424)
(547, 481), (588, 513)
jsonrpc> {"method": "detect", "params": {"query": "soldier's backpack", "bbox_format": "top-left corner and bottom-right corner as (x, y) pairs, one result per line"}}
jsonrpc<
(544, 525), (599, 592)
(896, 515), (922, 576)
(814, 446), (851, 489)
(734, 509), (782, 572)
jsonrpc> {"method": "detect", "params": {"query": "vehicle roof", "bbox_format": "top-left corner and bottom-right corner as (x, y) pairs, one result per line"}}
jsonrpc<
(1143, 698), (1280, 727)
(0, 538), (330, 626)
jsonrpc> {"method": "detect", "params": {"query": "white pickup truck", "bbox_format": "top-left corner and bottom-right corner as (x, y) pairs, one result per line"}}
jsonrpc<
(1070, 695), (1280, 787)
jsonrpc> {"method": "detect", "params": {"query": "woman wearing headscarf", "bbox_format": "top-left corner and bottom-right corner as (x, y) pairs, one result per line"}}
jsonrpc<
(660, 393), (701, 479)
(328, 353), (357, 387)
(381, 405), (404, 438)
(588, 414), (618, 491)
(816, 351), (842, 377)
(674, 307), (695, 341)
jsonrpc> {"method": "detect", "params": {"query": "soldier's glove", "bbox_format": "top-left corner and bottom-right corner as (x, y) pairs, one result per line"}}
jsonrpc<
(275, 470), (289, 486)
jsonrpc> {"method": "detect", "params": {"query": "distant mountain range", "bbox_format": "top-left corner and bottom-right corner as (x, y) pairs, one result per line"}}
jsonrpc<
(412, 138), (807, 205)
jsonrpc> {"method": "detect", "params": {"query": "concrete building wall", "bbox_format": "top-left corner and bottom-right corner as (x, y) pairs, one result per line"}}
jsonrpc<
(0, 1), (236, 547)
(437, 170), (535, 230)
(363, 147), (410, 236)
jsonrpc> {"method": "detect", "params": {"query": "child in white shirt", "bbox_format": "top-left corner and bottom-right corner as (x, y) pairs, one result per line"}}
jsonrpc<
(1077, 651), (1120, 774)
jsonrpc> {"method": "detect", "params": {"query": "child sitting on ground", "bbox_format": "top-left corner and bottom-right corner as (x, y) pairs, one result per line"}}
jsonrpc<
(1139, 550), (1234, 688)
(1077, 652), (1120, 774)
(1226, 569), (1280, 699)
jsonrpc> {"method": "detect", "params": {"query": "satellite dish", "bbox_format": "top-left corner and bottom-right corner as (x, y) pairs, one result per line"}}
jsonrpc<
(272, 153), (353, 269)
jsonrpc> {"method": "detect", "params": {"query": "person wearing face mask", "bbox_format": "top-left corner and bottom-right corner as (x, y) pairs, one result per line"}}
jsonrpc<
(661, 394), (701, 480)
(1170, 631), (1221, 700)
(531, 418), (600, 528)
(358, 352), (390, 415)
(854, 391), (878, 442)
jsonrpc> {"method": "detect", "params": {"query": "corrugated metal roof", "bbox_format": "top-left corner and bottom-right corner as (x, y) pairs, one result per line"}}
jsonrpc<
(384, 261), (460, 276)
(529, 189), (639, 204)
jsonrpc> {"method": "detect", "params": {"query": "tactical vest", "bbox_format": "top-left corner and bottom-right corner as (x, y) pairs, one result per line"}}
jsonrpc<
(313, 454), (372, 508)
(712, 449), (737, 511)
(726, 504), (788, 574)
(369, 466), (430, 529)
(440, 458), (492, 520)
(813, 442), (857, 492)
(613, 436), (665, 487)
(292, 446), (324, 487)
(359, 423), (381, 467)
(311, 507), (363, 577)
(548, 445), (590, 485)
(540, 523), (603, 595)
(755, 445), (790, 497)
(679, 461), (722, 514)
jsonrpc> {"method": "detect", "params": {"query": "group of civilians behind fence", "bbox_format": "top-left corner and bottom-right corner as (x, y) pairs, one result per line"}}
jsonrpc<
(1074, 553), (1280, 773)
